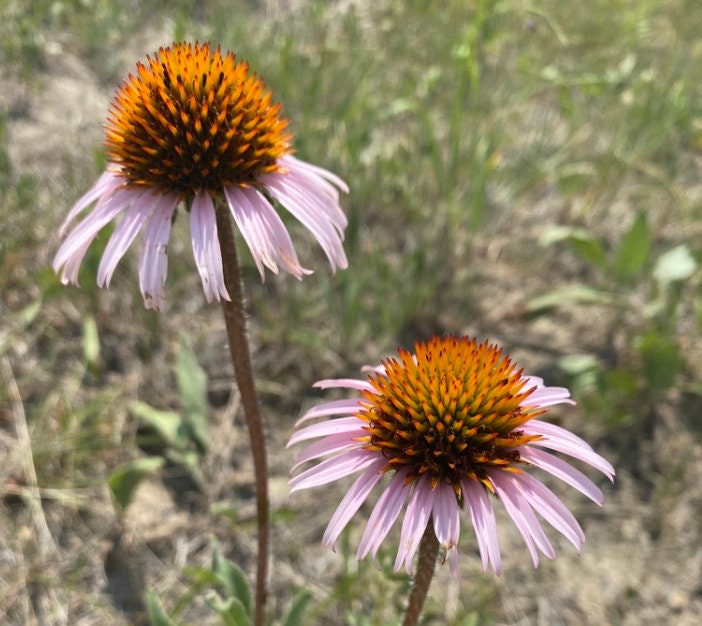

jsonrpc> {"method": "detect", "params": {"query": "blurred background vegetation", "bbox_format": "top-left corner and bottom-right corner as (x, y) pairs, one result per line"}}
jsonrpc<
(1, 0), (701, 624)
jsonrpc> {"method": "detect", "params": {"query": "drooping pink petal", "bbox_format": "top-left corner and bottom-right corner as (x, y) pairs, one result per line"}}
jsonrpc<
(287, 417), (366, 448)
(462, 479), (502, 574)
(97, 188), (155, 287)
(395, 476), (438, 574)
(138, 192), (178, 310)
(290, 432), (363, 472)
(519, 447), (604, 504)
(322, 457), (387, 549)
(432, 482), (461, 576)
(58, 168), (124, 237)
(295, 398), (363, 426)
(190, 192), (230, 303)
(490, 471), (556, 567)
(53, 185), (142, 285)
(313, 378), (375, 392)
(262, 162), (348, 273)
(504, 471), (584, 550)
(357, 468), (412, 562)
(224, 184), (310, 279)
(523, 420), (615, 479)
(289, 448), (377, 492)
(279, 154), (350, 198)
(520, 376), (575, 407)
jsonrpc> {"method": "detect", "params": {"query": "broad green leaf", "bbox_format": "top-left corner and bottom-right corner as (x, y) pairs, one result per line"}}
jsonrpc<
(145, 590), (178, 626)
(177, 337), (209, 452)
(539, 225), (606, 269)
(212, 550), (252, 618)
(108, 456), (165, 511)
(282, 591), (312, 626)
(653, 244), (697, 285)
(614, 212), (650, 281)
(637, 332), (684, 393)
(526, 285), (612, 315)
(130, 400), (188, 449)
(204, 592), (250, 626)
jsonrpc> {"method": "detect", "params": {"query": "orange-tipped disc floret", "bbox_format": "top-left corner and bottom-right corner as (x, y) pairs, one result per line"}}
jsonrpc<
(358, 336), (545, 497)
(104, 41), (292, 194)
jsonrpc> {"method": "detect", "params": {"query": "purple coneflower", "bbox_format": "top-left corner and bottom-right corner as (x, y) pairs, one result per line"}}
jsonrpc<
(53, 41), (348, 310)
(288, 335), (614, 576)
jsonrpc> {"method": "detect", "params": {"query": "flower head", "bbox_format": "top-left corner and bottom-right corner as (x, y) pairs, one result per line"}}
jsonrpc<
(53, 41), (348, 310)
(288, 336), (614, 576)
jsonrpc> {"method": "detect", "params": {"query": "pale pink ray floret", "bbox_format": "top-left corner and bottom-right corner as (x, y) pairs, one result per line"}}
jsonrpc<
(288, 372), (614, 577)
(53, 155), (348, 310)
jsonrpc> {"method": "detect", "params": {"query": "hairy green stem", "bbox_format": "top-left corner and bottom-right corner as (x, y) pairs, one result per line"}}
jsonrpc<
(215, 203), (268, 626)
(402, 523), (440, 626)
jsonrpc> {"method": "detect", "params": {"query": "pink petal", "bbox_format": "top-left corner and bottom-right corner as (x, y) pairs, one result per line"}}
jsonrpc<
(287, 416), (365, 448)
(462, 479), (501, 574)
(395, 476), (438, 574)
(519, 447), (604, 504)
(289, 449), (376, 492)
(225, 184), (310, 279)
(291, 432), (363, 472)
(432, 482), (461, 576)
(523, 421), (615, 479)
(322, 457), (387, 549)
(313, 378), (374, 392)
(280, 154), (350, 196)
(295, 398), (363, 426)
(490, 471), (556, 566)
(357, 468), (411, 562)
(520, 376), (575, 407)
(262, 163), (348, 272)
(506, 471), (584, 550)
(58, 168), (123, 237)
(190, 193), (230, 303)
(138, 192), (178, 310)
(97, 189), (155, 287)
(53, 185), (141, 284)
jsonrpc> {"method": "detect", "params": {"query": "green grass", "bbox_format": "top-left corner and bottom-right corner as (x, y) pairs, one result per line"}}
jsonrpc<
(1, 0), (702, 624)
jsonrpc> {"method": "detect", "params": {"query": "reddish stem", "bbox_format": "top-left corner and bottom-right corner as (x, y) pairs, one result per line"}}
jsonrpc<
(402, 523), (440, 626)
(215, 202), (268, 626)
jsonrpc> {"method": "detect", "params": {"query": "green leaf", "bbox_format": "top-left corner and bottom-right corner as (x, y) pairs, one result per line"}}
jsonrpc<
(108, 456), (165, 511)
(145, 590), (178, 626)
(212, 550), (252, 618)
(204, 592), (250, 626)
(282, 591), (312, 626)
(130, 400), (188, 449)
(539, 225), (606, 269)
(177, 337), (209, 452)
(614, 211), (650, 281)
(653, 244), (697, 286)
(525, 285), (613, 315)
(637, 331), (684, 393)
(82, 315), (100, 368)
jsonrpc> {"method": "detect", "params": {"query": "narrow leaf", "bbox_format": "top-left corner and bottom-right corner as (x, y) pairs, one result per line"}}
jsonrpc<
(108, 456), (165, 511)
(177, 337), (209, 452)
(614, 212), (650, 281)
(145, 590), (178, 626)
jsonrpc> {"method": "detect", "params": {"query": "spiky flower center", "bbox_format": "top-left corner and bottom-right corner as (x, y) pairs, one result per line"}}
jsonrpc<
(358, 336), (545, 499)
(104, 41), (292, 195)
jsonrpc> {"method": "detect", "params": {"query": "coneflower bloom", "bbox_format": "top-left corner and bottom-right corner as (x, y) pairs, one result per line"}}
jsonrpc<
(53, 41), (348, 310)
(288, 336), (614, 576)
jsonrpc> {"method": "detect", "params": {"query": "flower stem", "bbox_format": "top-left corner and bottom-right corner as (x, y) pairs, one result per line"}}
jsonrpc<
(215, 202), (268, 626)
(402, 523), (440, 626)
